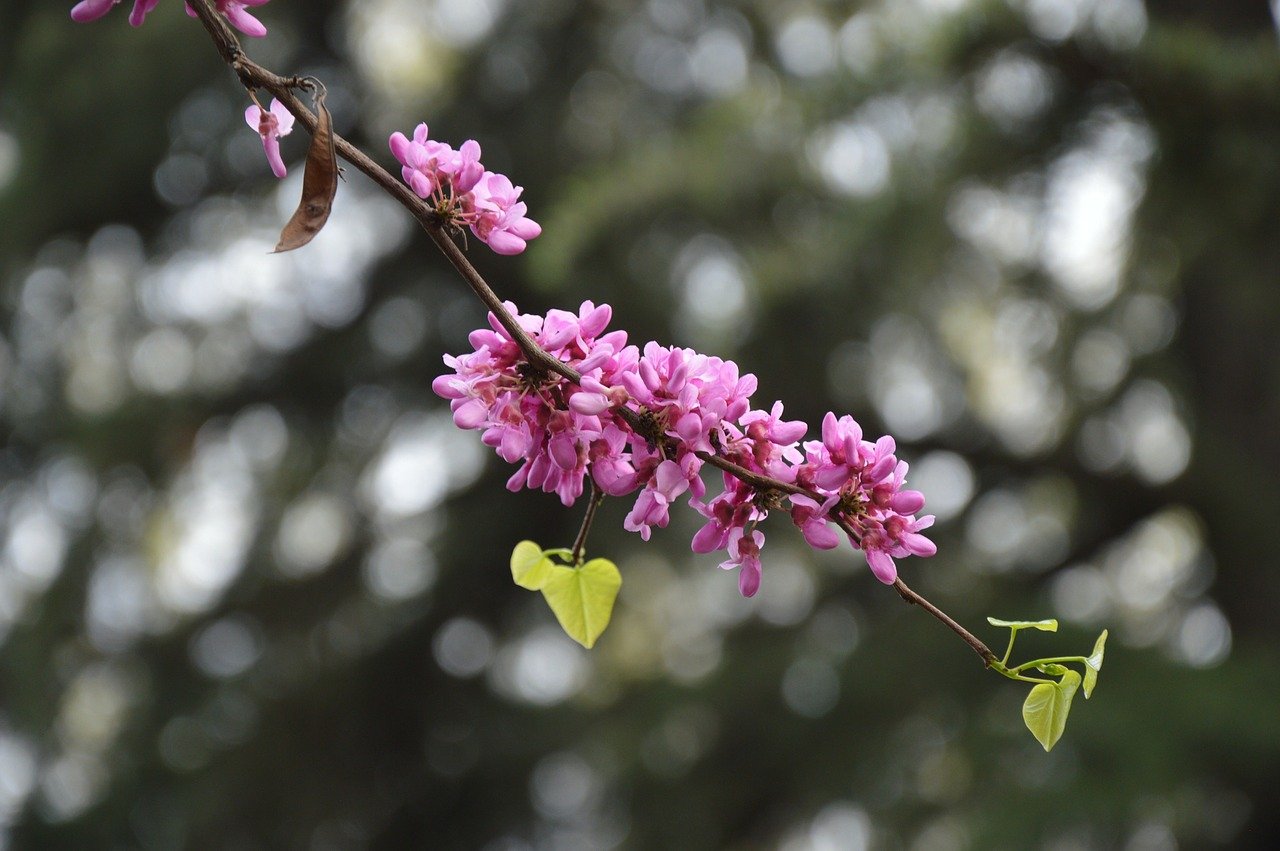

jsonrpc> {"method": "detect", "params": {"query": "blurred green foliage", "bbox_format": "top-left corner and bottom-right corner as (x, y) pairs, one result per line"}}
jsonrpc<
(2, 0), (1280, 848)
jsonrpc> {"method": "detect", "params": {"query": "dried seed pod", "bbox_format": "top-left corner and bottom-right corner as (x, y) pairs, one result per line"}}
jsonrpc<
(273, 90), (337, 252)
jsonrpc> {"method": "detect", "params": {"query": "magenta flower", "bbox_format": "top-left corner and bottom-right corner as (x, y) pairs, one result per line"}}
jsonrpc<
(859, 514), (935, 584)
(434, 301), (938, 597)
(623, 460), (689, 541)
(390, 124), (458, 199)
(185, 1), (271, 37)
(71, 0), (158, 25)
(721, 527), (765, 597)
(73, 0), (271, 36)
(468, 172), (542, 256)
(787, 494), (840, 550)
(244, 98), (294, 178)
(389, 125), (542, 255)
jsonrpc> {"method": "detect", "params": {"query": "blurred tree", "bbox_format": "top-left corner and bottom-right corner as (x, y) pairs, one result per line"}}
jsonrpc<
(1, 0), (1278, 848)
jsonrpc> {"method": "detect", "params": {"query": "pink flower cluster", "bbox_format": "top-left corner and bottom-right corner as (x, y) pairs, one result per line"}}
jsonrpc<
(434, 301), (936, 597)
(70, 0), (271, 37)
(389, 125), (541, 255)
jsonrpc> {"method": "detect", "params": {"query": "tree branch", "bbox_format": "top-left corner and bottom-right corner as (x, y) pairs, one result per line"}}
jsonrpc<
(185, 0), (996, 667)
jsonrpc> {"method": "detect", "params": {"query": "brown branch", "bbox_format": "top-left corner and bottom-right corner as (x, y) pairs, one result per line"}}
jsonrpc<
(893, 577), (998, 665)
(186, 0), (565, 378)
(185, 0), (996, 667)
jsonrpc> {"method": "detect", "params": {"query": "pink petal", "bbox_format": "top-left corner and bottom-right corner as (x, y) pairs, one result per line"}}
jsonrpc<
(389, 132), (414, 165)
(430, 375), (464, 400)
(269, 99), (295, 135)
(891, 490), (926, 514)
(223, 3), (267, 37)
(901, 533), (936, 557)
(738, 560), (761, 597)
(549, 434), (579, 470)
(71, 0), (119, 23)
(262, 134), (287, 178)
(128, 0), (159, 27)
(484, 230), (527, 255)
(245, 104), (265, 131)
(802, 521), (840, 551)
(691, 522), (727, 554)
(452, 399), (488, 429)
(568, 392), (610, 415)
(507, 216), (542, 240)
(866, 549), (897, 584)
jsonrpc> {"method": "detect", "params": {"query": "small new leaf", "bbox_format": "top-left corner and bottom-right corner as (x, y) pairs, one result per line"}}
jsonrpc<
(540, 558), (621, 649)
(510, 540), (554, 590)
(1022, 669), (1081, 752)
(1082, 628), (1108, 699)
(987, 617), (1059, 632)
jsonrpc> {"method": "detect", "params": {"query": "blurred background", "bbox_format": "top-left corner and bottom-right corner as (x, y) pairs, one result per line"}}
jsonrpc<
(2, 0), (1279, 848)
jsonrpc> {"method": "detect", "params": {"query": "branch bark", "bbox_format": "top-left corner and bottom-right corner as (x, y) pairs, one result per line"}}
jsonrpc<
(184, 0), (997, 666)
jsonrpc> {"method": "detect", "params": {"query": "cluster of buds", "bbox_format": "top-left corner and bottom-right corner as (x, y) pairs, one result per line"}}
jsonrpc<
(434, 301), (935, 597)
(389, 125), (542, 255)
(71, 0), (272, 37)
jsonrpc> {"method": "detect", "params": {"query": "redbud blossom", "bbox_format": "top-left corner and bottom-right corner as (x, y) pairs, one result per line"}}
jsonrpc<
(435, 301), (938, 597)
(722, 528), (765, 597)
(389, 125), (541, 255)
(72, 0), (272, 36)
(189, 0), (271, 38)
(71, 0), (158, 25)
(244, 98), (294, 178)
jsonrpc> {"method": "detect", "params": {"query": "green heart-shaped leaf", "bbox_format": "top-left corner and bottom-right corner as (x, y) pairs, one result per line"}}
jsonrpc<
(511, 540), (554, 590)
(540, 558), (622, 649)
(1022, 669), (1081, 752)
(1082, 629), (1108, 699)
(987, 617), (1059, 632)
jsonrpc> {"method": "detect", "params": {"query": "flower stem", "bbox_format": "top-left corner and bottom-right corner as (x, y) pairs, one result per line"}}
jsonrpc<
(890, 576), (998, 666)
(1001, 631), (1017, 667)
(571, 484), (605, 567)
(1010, 656), (1088, 674)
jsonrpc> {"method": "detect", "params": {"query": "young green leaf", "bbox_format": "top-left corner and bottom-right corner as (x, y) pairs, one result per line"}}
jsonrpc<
(1022, 670), (1081, 752)
(1082, 629), (1108, 699)
(510, 540), (554, 590)
(987, 617), (1059, 632)
(540, 558), (622, 649)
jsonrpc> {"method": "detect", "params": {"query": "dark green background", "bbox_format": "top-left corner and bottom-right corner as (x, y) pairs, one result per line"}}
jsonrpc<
(2, 0), (1279, 848)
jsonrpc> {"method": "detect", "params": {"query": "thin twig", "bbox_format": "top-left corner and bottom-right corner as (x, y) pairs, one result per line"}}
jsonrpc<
(184, 0), (996, 666)
(570, 484), (606, 566)
(893, 577), (998, 665)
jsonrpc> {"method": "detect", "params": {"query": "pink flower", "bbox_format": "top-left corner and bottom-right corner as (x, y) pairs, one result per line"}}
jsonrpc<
(71, 0), (158, 25)
(623, 460), (689, 541)
(244, 98), (294, 178)
(468, 172), (542, 256)
(389, 127), (542, 256)
(185, 1), (271, 37)
(720, 527), (765, 597)
(859, 514), (935, 585)
(214, 0), (270, 37)
(434, 304), (940, 597)
(390, 124), (458, 199)
(788, 494), (840, 550)
(73, 0), (272, 36)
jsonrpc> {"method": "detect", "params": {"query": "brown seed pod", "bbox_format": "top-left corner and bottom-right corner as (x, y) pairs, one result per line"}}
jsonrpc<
(273, 89), (338, 252)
